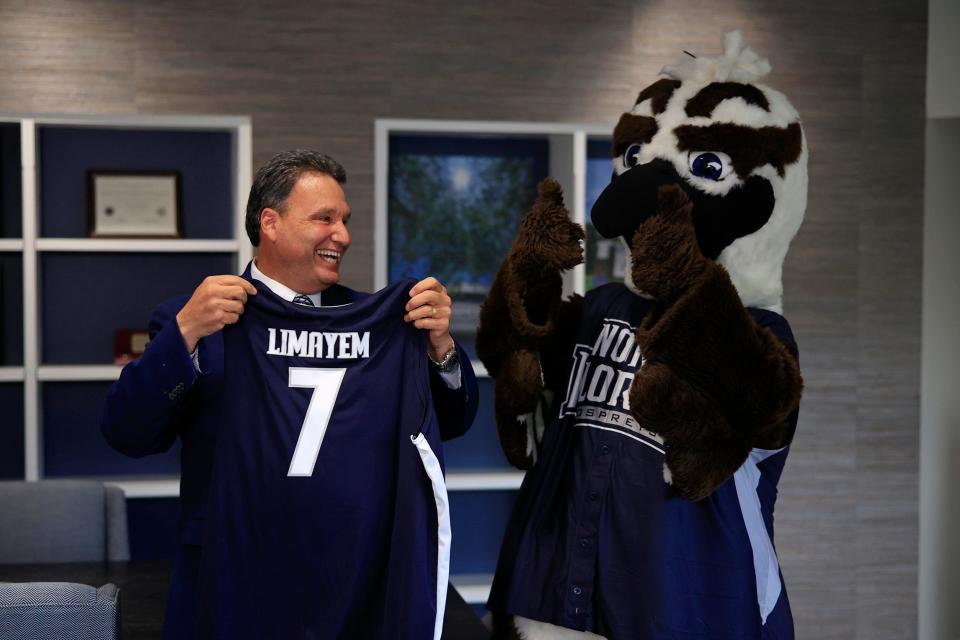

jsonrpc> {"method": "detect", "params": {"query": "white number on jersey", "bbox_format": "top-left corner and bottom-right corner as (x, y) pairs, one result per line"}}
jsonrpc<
(287, 367), (347, 477)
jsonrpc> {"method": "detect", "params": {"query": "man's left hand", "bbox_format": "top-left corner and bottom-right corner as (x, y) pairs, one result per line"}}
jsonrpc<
(404, 276), (455, 362)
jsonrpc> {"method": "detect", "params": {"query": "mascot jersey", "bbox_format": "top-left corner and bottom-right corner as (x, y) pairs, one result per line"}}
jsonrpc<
(196, 278), (450, 640)
(488, 283), (799, 640)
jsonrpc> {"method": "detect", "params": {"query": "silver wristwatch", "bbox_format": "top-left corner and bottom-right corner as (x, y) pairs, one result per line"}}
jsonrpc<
(429, 347), (459, 373)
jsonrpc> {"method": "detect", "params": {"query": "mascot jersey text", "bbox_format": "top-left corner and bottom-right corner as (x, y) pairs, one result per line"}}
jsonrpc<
(478, 32), (807, 640)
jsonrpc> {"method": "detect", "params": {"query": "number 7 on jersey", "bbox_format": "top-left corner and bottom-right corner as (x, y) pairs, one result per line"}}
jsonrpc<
(287, 367), (347, 477)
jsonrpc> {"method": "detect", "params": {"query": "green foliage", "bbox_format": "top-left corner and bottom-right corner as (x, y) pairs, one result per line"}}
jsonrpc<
(388, 155), (536, 289)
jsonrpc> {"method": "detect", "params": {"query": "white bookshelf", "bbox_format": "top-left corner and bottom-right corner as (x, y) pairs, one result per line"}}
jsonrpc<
(102, 468), (525, 501)
(368, 118), (615, 532)
(35, 238), (240, 253)
(373, 119), (612, 382)
(1, 112), (252, 481)
(450, 574), (495, 605)
(445, 469), (525, 491)
(0, 367), (24, 382)
(36, 365), (123, 382)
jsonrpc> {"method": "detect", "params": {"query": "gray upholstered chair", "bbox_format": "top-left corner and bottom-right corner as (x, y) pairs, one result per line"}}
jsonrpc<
(0, 582), (120, 639)
(0, 480), (130, 564)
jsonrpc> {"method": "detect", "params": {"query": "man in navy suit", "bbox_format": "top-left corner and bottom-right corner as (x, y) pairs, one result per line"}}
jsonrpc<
(100, 149), (478, 638)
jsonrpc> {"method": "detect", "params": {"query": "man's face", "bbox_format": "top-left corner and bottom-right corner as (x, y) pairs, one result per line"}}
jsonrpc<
(259, 171), (351, 293)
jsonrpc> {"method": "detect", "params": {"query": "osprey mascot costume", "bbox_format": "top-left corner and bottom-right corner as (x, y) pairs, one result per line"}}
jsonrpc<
(478, 31), (807, 640)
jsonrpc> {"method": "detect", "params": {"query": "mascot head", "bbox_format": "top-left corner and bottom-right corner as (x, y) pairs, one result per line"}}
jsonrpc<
(591, 31), (807, 312)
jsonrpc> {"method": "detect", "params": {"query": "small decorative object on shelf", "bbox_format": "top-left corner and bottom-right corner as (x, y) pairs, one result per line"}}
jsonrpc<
(88, 171), (182, 238)
(113, 329), (150, 365)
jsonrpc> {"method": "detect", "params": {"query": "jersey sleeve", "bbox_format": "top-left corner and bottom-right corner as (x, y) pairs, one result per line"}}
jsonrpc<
(748, 308), (801, 448)
(750, 308), (798, 355)
(99, 297), (199, 457)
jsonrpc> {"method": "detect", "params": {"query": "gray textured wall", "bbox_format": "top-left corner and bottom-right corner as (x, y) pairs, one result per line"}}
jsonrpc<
(0, 1), (927, 637)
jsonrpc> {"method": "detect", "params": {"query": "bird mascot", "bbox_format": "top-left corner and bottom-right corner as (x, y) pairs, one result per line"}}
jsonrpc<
(478, 31), (807, 640)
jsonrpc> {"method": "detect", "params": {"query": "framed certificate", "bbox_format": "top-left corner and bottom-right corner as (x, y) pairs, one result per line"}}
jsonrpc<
(87, 171), (183, 238)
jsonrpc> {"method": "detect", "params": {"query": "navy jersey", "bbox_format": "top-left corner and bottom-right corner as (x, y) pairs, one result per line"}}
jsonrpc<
(488, 283), (798, 639)
(197, 278), (450, 640)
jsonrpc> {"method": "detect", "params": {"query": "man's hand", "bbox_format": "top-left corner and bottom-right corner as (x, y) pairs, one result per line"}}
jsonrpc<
(404, 277), (455, 362)
(176, 275), (258, 352)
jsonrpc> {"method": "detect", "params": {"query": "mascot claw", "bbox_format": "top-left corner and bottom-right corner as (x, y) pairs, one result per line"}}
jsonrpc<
(514, 178), (584, 273)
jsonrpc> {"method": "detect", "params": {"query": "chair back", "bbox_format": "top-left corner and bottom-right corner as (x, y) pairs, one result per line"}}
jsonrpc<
(0, 480), (130, 564)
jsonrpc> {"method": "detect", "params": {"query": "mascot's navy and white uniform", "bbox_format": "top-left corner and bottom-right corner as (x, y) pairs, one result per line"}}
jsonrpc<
(478, 32), (807, 640)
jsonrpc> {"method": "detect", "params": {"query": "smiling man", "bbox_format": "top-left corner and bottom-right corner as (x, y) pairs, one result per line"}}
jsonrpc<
(259, 168), (350, 292)
(101, 149), (478, 638)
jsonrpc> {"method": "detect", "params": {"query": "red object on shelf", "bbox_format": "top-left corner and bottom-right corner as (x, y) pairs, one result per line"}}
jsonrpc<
(114, 330), (150, 365)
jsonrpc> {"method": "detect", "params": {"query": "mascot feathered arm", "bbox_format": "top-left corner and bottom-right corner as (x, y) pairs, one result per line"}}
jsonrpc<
(476, 178), (584, 469)
(628, 185), (802, 501)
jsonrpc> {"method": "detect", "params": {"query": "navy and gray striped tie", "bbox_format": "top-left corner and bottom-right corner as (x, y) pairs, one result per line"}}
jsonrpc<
(292, 295), (314, 307)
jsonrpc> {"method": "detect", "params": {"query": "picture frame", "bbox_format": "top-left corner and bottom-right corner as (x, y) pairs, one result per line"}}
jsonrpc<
(87, 170), (183, 238)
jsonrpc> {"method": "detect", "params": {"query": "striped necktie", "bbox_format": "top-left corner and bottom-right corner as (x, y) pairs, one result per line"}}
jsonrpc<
(292, 294), (315, 307)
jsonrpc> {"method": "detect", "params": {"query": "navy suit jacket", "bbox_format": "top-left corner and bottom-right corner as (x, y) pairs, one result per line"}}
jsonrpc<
(100, 281), (479, 637)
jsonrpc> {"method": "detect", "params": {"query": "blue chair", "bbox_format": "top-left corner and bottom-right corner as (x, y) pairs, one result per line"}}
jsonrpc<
(0, 582), (119, 639)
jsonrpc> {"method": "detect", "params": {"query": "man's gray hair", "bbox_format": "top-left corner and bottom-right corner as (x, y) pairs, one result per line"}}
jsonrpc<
(245, 149), (347, 246)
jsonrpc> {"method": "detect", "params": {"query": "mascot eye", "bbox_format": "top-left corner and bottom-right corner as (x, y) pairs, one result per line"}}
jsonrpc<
(688, 151), (733, 181)
(622, 143), (643, 169)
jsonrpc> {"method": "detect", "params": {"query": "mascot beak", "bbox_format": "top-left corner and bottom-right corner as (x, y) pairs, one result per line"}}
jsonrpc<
(590, 159), (693, 243)
(591, 158), (778, 260)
